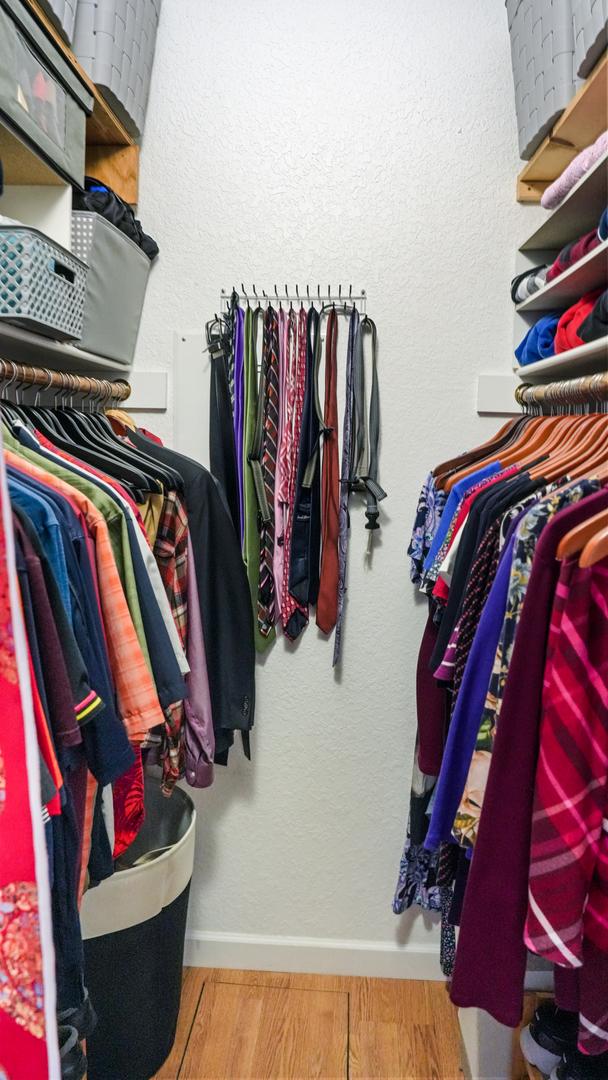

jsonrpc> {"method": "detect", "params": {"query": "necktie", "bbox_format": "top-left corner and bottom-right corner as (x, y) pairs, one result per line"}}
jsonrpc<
(208, 312), (240, 537)
(333, 307), (359, 666)
(233, 306), (245, 545)
(242, 306), (273, 651)
(316, 307), (340, 633)
(287, 307), (322, 624)
(257, 305), (280, 637)
(273, 307), (289, 619)
(281, 308), (309, 638)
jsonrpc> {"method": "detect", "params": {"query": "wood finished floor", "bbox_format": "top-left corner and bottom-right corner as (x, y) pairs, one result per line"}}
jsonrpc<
(154, 968), (463, 1080)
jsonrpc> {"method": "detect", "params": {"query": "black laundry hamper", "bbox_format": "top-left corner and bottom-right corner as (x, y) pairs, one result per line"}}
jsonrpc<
(80, 780), (196, 1080)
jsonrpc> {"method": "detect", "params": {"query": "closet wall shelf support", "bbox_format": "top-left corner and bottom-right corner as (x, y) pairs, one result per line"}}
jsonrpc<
(515, 240), (608, 313)
(11, 0), (140, 204)
(516, 51), (608, 203)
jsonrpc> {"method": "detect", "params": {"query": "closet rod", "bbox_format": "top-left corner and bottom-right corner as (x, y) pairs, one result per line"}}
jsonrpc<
(0, 360), (131, 403)
(516, 372), (608, 409)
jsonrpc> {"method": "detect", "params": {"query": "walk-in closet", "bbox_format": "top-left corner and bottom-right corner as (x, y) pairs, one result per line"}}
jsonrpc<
(0, 2), (607, 1078)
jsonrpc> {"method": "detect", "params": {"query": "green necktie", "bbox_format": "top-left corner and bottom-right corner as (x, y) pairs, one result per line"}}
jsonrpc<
(243, 306), (275, 651)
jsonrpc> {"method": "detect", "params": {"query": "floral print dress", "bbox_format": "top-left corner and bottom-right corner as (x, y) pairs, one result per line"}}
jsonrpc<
(452, 480), (599, 849)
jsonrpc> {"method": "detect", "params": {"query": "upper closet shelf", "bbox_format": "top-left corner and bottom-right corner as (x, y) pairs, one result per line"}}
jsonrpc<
(517, 52), (607, 203)
(520, 151), (608, 253)
(515, 240), (608, 312)
(0, 321), (130, 375)
(513, 335), (608, 383)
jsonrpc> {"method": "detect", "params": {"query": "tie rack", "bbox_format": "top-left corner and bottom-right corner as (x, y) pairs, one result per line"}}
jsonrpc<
(0, 360), (131, 407)
(220, 284), (367, 311)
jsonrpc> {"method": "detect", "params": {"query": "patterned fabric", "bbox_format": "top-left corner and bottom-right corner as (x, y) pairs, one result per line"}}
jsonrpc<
(448, 521), (501, 701)
(280, 308), (308, 632)
(258, 306), (280, 636)
(525, 557), (608, 967)
(0, 882), (44, 1038)
(154, 491), (189, 793)
(393, 744), (441, 914)
(408, 473), (446, 584)
(453, 480), (599, 849)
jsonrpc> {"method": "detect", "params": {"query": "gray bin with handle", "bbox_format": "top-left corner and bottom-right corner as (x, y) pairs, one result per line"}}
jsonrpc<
(73, 0), (162, 137)
(35, 0), (78, 45)
(0, 0), (93, 185)
(0, 225), (87, 340)
(506, 0), (579, 160)
(71, 210), (151, 366)
(573, 0), (608, 76)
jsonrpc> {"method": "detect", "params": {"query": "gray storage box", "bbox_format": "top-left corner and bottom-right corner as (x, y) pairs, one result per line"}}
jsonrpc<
(0, 0), (93, 186)
(0, 225), (87, 340)
(573, 0), (608, 76)
(506, 0), (578, 160)
(35, 0), (78, 45)
(71, 210), (150, 366)
(73, 0), (161, 137)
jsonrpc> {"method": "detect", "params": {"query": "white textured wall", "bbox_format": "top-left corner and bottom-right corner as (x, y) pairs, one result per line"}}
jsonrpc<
(132, 0), (540, 972)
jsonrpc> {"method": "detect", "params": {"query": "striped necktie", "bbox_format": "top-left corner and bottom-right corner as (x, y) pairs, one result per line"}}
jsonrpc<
(258, 305), (280, 636)
(281, 307), (309, 638)
(316, 306), (340, 634)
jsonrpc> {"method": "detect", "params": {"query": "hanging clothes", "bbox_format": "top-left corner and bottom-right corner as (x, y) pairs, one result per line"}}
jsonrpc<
(0, 372), (257, 1076)
(394, 395), (608, 1060)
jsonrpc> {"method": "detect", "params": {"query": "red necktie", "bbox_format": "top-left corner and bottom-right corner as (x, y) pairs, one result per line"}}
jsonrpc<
(316, 307), (340, 633)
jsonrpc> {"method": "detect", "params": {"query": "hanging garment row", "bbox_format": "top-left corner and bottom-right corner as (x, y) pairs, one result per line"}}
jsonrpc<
(0, 364), (255, 1078)
(207, 289), (386, 663)
(394, 373), (608, 1066)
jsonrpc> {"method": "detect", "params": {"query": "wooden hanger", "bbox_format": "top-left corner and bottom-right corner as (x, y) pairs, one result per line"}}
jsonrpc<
(432, 419), (519, 480)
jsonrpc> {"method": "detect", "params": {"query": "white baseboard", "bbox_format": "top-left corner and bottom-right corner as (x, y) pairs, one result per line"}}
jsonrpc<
(184, 930), (443, 981)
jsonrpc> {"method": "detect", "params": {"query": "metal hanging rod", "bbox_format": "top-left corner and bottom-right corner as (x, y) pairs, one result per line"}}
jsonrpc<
(516, 372), (608, 410)
(220, 284), (367, 307)
(0, 359), (131, 405)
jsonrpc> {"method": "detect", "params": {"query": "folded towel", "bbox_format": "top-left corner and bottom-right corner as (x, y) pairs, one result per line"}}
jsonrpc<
(554, 289), (604, 353)
(546, 229), (601, 282)
(515, 313), (561, 366)
(599, 208), (608, 242)
(578, 289), (608, 344)
(511, 265), (548, 303)
(541, 132), (608, 210)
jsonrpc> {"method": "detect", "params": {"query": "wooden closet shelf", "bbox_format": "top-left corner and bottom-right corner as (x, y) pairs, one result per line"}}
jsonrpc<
(20, 0), (139, 203)
(517, 52), (608, 203)
(520, 151), (608, 252)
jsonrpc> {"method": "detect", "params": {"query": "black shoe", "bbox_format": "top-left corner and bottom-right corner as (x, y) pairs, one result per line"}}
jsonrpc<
(551, 1048), (608, 1079)
(58, 988), (97, 1040)
(520, 1001), (579, 1076)
(58, 1025), (87, 1080)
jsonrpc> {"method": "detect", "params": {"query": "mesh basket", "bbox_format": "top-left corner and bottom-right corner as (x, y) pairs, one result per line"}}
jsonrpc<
(0, 227), (88, 341)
